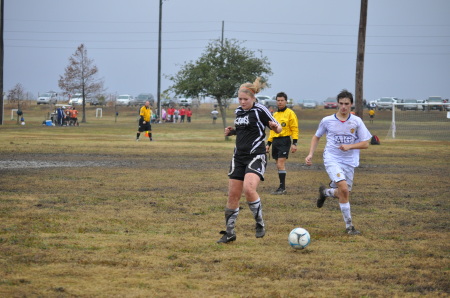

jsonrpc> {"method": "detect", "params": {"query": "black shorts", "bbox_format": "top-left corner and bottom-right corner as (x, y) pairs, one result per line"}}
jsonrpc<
(228, 153), (266, 181)
(271, 136), (291, 160)
(138, 120), (151, 132)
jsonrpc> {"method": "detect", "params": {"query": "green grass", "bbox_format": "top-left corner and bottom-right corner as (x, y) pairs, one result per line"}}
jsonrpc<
(0, 103), (449, 296)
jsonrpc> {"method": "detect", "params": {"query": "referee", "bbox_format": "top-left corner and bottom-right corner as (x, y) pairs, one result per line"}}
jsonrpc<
(136, 101), (153, 141)
(266, 92), (299, 195)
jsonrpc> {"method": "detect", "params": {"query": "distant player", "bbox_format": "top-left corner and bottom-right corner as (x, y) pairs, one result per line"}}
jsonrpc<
(305, 89), (372, 235)
(266, 92), (299, 195)
(136, 101), (152, 141)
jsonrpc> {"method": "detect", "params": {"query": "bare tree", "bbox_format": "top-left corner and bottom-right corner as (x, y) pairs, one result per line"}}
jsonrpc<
(7, 83), (24, 104)
(58, 44), (104, 123)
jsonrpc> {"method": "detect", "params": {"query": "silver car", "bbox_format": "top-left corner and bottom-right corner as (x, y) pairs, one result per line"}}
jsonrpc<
(303, 99), (317, 109)
(401, 99), (418, 111)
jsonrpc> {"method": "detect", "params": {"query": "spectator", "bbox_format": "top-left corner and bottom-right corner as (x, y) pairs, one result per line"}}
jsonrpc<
(211, 108), (219, 124)
(186, 108), (192, 123)
(179, 107), (186, 123)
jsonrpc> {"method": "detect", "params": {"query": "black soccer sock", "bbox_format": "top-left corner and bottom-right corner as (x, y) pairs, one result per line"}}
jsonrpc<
(136, 133), (140, 139)
(149, 132), (152, 139)
(278, 170), (286, 189)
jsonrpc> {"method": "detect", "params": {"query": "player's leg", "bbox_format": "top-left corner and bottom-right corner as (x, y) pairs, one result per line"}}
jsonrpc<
(217, 179), (242, 243)
(244, 154), (266, 238)
(274, 157), (287, 193)
(147, 124), (153, 141)
(218, 156), (245, 243)
(136, 120), (144, 141)
(318, 163), (343, 207)
(333, 168), (360, 235)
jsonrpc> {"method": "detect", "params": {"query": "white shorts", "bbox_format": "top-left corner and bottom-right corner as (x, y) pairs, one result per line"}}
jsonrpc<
(324, 161), (354, 191)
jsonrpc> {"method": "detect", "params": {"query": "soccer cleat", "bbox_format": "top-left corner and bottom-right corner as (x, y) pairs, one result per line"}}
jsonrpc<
(255, 223), (266, 238)
(150, 138), (153, 141)
(271, 188), (287, 195)
(136, 138), (139, 142)
(217, 231), (236, 243)
(317, 185), (327, 208)
(346, 226), (361, 235)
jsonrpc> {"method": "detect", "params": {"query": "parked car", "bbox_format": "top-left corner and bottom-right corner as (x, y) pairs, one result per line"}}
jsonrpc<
(178, 97), (200, 107)
(323, 97), (338, 109)
(37, 91), (58, 105)
(161, 98), (178, 107)
(401, 99), (419, 111)
(426, 96), (444, 111)
(132, 93), (155, 107)
(116, 94), (133, 106)
(377, 97), (398, 110)
(303, 99), (317, 109)
(255, 95), (275, 108)
(69, 93), (83, 105)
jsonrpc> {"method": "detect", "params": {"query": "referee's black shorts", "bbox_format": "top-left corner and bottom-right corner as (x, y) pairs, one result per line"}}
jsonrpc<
(271, 136), (291, 160)
(138, 119), (151, 132)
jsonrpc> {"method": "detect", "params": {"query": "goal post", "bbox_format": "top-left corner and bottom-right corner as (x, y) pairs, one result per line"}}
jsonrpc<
(387, 103), (450, 141)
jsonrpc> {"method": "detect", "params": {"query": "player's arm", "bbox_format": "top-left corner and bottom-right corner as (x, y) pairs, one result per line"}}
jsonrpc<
(268, 121), (282, 133)
(339, 140), (370, 151)
(305, 135), (321, 166)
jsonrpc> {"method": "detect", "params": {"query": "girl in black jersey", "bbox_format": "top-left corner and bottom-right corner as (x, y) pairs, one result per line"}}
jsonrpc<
(217, 78), (282, 243)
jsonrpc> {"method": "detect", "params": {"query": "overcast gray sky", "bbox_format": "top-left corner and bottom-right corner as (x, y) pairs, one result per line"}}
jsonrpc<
(4, 0), (450, 102)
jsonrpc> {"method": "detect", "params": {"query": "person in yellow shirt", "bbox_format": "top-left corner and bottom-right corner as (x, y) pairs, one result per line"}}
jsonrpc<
(369, 109), (375, 124)
(266, 92), (299, 195)
(136, 101), (153, 141)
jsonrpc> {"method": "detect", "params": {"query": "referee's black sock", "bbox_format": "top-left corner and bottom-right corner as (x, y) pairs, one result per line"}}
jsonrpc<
(278, 170), (286, 189)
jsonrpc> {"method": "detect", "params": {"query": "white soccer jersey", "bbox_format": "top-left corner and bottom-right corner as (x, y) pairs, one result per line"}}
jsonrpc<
(315, 114), (372, 167)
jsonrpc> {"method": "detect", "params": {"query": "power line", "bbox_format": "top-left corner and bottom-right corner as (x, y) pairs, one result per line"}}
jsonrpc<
(5, 44), (450, 55)
(5, 38), (450, 48)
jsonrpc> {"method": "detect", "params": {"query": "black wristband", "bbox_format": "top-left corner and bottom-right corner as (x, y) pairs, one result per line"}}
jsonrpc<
(267, 141), (272, 147)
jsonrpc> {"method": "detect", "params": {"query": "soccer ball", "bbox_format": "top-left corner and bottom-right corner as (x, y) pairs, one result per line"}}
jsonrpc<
(288, 227), (311, 249)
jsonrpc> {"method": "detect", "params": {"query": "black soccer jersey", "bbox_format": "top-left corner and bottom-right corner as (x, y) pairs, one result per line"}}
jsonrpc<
(233, 102), (278, 155)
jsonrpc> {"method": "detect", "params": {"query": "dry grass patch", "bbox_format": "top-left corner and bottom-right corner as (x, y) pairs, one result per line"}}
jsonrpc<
(0, 105), (449, 296)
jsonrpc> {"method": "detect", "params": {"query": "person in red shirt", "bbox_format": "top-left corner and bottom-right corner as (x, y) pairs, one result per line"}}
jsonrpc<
(167, 106), (175, 122)
(186, 108), (193, 123)
(179, 107), (186, 123)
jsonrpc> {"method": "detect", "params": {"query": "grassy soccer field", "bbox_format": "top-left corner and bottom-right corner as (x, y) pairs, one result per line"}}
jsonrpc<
(0, 103), (449, 296)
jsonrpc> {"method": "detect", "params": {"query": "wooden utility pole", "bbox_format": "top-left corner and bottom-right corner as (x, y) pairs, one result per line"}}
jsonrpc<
(156, 0), (163, 121)
(355, 0), (368, 118)
(0, 0), (4, 125)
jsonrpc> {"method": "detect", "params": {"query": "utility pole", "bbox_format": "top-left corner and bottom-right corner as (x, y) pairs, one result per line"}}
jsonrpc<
(221, 20), (224, 47)
(355, 0), (368, 118)
(156, 0), (163, 121)
(0, 0), (4, 125)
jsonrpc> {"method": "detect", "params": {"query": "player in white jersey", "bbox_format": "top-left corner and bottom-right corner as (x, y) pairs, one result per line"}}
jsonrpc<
(305, 89), (372, 235)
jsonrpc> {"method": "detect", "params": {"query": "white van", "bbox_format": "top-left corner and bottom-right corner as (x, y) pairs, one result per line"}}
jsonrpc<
(116, 94), (133, 106)
(37, 91), (58, 105)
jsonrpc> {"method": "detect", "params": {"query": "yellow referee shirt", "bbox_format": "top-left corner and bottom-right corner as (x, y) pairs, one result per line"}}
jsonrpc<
(267, 107), (299, 143)
(139, 105), (152, 122)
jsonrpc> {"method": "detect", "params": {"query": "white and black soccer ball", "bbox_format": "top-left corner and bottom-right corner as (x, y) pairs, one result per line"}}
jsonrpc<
(288, 227), (311, 249)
